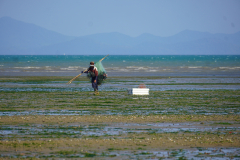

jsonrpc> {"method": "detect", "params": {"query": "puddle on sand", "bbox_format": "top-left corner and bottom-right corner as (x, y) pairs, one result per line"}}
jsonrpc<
(1, 77), (240, 92)
(0, 110), (92, 116)
(0, 148), (239, 159)
(1, 85), (239, 92)
(1, 122), (239, 136)
(108, 148), (240, 160)
(1, 104), (238, 116)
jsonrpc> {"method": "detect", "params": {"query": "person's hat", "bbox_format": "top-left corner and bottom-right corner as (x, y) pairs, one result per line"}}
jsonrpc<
(90, 61), (94, 66)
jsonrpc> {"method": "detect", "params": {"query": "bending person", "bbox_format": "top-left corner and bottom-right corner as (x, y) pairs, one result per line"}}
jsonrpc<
(82, 61), (99, 95)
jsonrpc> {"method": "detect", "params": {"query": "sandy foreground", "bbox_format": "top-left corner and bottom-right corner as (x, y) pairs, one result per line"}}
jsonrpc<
(0, 76), (240, 159)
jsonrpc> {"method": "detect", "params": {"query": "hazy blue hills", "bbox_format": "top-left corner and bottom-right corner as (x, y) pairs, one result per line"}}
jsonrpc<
(0, 17), (239, 55)
(0, 17), (74, 54)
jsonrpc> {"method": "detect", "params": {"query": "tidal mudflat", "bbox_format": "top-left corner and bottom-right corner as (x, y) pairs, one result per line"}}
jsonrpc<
(0, 76), (240, 159)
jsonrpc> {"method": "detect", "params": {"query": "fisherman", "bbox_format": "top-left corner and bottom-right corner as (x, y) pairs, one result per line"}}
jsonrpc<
(82, 61), (99, 95)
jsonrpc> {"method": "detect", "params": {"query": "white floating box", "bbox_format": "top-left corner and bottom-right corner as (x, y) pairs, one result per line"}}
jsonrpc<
(128, 88), (149, 95)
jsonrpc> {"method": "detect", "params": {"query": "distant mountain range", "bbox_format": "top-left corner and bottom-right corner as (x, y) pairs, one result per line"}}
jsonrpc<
(0, 16), (240, 55)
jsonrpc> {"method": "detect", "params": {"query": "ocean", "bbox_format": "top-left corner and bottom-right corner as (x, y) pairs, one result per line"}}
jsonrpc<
(0, 55), (240, 76)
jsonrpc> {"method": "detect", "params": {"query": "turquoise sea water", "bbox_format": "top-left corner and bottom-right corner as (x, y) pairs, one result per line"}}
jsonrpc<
(0, 55), (240, 76)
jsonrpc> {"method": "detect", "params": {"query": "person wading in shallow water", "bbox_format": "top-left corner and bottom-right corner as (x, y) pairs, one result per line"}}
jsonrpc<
(82, 61), (99, 95)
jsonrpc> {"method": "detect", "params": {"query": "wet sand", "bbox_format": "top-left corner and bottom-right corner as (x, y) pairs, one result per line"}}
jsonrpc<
(0, 76), (240, 159)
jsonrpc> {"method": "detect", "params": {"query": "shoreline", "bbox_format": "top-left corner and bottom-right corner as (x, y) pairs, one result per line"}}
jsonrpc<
(0, 71), (240, 77)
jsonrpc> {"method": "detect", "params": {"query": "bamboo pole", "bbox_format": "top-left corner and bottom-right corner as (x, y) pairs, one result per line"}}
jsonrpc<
(66, 55), (109, 84)
(99, 54), (109, 62)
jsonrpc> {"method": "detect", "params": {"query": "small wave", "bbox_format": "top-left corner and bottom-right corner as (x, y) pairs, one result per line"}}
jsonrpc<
(188, 66), (202, 69)
(134, 67), (148, 70)
(219, 67), (240, 70)
(126, 66), (158, 70)
(23, 71), (66, 72)
(119, 69), (130, 72)
(105, 67), (120, 71)
(126, 66), (138, 69)
(14, 67), (41, 69)
(60, 66), (81, 71)
(149, 70), (158, 72)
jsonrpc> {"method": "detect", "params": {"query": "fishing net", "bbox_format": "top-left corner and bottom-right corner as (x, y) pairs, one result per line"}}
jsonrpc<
(87, 61), (107, 85)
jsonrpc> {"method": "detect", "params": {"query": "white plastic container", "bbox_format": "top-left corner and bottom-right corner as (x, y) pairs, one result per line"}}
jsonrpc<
(128, 88), (149, 95)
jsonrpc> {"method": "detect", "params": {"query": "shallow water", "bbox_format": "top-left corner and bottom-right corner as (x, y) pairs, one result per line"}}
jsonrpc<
(1, 77), (240, 92)
(1, 55), (240, 75)
(99, 148), (240, 160)
(1, 122), (239, 136)
(0, 104), (239, 116)
(0, 147), (239, 159)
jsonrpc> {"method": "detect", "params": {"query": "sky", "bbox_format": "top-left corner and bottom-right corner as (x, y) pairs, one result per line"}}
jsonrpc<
(0, 0), (240, 37)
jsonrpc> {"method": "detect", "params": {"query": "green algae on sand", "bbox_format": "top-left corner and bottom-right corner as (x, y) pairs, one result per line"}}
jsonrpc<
(0, 76), (239, 159)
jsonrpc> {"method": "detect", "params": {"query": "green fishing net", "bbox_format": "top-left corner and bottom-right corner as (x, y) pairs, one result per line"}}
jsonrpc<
(87, 61), (107, 85)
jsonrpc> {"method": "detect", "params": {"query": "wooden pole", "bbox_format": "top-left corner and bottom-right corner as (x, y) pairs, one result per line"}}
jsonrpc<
(99, 54), (109, 62)
(66, 54), (109, 84)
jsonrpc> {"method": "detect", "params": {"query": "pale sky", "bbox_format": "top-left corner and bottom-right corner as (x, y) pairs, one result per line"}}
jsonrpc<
(0, 0), (240, 37)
